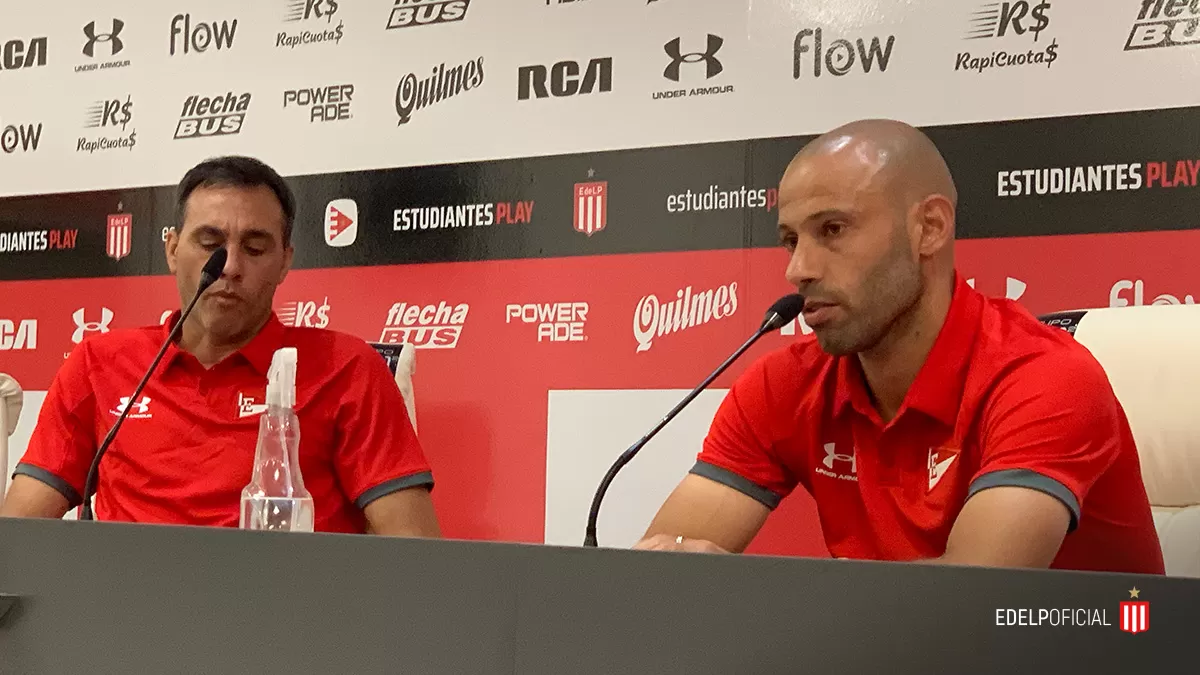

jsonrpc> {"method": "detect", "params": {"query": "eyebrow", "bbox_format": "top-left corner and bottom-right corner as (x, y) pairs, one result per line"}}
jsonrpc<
(779, 208), (853, 229)
(190, 225), (275, 242)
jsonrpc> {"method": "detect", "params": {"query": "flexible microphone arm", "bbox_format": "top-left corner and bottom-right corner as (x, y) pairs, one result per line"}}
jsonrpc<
(582, 294), (805, 547)
(79, 248), (227, 521)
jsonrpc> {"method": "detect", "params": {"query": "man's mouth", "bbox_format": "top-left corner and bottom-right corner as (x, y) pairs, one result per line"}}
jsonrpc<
(802, 300), (839, 326)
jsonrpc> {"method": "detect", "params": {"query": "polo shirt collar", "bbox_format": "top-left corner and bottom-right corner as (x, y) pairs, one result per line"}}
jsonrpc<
(833, 271), (983, 427)
(162, 310), (287, 376)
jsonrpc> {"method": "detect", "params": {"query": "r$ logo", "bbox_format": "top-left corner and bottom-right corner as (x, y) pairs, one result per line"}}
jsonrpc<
(993, 1), (1050, 41)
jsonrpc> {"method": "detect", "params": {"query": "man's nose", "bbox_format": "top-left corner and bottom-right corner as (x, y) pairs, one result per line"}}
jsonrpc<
(785, 244), (822, 290)
(220, 247), (244, 279)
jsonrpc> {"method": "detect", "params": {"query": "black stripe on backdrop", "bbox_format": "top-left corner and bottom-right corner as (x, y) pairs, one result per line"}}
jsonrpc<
(1, 104), (1198, 282)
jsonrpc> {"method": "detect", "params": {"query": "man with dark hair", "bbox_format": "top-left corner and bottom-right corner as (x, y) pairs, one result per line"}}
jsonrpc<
(2, 156), (441, 538)
(634, 120), (1164, 574)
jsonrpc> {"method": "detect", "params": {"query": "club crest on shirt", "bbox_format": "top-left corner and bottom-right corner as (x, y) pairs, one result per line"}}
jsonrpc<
(927, 446), (959, 492)
(237, 391), (268, 419)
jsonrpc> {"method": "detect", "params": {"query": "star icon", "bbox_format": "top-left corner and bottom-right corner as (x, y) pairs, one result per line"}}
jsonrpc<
(587, 168), (595, 178)
(1128, 587), (1140, 599)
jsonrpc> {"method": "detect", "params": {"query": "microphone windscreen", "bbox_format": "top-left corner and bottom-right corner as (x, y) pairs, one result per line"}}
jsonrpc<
(198, 247), (228, 289)
(761, 294), (806, 331)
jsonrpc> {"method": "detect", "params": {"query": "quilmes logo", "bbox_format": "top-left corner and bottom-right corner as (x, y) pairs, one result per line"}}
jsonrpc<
(506, 302), (588, 342)
(277, 297), (330, 328)
(0, 318), (37, 351)
(518, 57), (612, 100)
(0, 37), (47, 72)
(956, 1), (1058, 73)
(1126, 0), (1200, 50)
(633, 282), (739, 352)
(1110, 279), (1195, 306)
(283, 84), (353, 122)
(393, 199), (534, 231)
(387, 0), (470, 29)
(1, 118), (43, 154)
(395, 56), (485, 125)
(169, 14), (238, 55)
(794, 27), (896, 78)
(278, 0), (344, 49)
(325, 198), (358, 247)
(79, 95), (136, 154)
(78, 19), (131, 73)
(173, 92), (251, 139)
(379, 301), (469, 349)
(653, 34), (733, 100)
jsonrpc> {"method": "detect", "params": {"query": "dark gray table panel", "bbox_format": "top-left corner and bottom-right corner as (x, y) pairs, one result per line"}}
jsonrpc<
(1, 518), (1196, 675)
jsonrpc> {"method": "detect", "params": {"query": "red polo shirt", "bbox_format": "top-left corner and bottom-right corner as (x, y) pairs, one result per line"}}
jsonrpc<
(16, 311), (433, 533)
(695, 273), (1164, 574)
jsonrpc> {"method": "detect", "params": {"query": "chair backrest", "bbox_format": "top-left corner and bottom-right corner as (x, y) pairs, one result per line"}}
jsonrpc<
(0, 373), (24, 500)
(1038, 304), (1200, 577)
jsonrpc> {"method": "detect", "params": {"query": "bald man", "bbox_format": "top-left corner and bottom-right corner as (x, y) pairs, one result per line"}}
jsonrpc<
(634, 119), (1164, 573)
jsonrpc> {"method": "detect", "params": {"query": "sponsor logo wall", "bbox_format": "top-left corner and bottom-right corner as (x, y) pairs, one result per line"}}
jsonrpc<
(0, 1), (1198, 556)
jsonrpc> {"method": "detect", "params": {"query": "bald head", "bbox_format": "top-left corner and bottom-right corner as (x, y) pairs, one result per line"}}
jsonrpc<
(787, 118), (957, 210)
(775, 119), (959, 357)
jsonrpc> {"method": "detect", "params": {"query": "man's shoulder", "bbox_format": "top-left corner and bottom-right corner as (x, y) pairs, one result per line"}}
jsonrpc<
(974, 298), (1112, 392)
(734, 337), (834, 402)
(282, 326), (384, 368)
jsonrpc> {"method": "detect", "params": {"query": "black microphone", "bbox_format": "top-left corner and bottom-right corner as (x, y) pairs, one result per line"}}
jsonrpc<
(582, 293), (806, 547)
(78, 247), (228, 521)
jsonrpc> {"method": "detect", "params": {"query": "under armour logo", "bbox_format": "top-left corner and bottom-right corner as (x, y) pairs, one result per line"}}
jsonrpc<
(83, 19), (124, 58)
(113, 396), (150, 416)
(966, 276), (1027, 301)
(72, 307), (114, 344)
(822, 442), (856, 472)
(663, 34), (724, 82)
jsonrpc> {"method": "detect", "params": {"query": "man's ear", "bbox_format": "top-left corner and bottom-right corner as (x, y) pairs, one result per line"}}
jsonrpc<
(278, 245), (293, 284)
(165, 227), (179, 274)
(915, 194), (955, 258)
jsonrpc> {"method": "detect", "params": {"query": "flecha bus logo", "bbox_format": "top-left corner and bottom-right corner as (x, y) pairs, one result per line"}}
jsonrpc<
(379, 301), (468, 349)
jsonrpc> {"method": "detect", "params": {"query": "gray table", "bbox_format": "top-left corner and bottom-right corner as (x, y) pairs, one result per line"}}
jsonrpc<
(0, 517), (1194, 674)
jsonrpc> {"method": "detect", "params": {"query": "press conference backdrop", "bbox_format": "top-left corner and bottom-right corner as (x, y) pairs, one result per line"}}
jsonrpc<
(1, 0), (1198, 554)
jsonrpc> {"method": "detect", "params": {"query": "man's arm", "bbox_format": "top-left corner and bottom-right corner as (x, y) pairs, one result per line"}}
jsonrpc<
(363, 486), (441, 538)
(633, 358), (796, 553)
(930, 486), (1069, 567)
(0, 475), (71, 519)
(634, 474), (770, 553)
(926, 348), (1122, 568)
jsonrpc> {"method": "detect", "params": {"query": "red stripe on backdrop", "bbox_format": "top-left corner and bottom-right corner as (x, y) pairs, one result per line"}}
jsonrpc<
(1, 229), (1196, 553)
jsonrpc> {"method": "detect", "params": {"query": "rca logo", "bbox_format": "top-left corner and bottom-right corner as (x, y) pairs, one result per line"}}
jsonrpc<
(1110, 280), (1194, 307)
(506, 302), (588, 342)
(379, 301), (468, 349)
(967, 276), (1027, 300)
(0, 318), (37, 350)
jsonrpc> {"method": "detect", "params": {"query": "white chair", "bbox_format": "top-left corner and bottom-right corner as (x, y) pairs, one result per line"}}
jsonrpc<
(1039, 304), (1200, 577)
(393, 342), (418, 433)
(0, 373), (23, 500)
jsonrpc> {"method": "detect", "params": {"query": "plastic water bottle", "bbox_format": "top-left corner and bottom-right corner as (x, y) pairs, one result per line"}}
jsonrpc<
(239, 347), (314, 532)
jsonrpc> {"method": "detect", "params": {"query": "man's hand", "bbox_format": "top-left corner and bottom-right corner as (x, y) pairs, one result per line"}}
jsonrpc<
(633, 534), (729, 554)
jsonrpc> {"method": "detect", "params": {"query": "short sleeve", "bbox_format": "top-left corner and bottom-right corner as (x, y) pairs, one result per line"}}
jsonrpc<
(334, 344), (434, 510)
(969, 351), (1122, 531)
(14, 344), (98, 506)
(691, 357), (798, 510)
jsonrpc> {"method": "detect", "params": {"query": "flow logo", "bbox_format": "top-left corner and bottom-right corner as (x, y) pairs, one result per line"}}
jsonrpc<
(1, 118), (43, 154)
(794, 27), (896, 78)
(169, 14), (238, 55)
